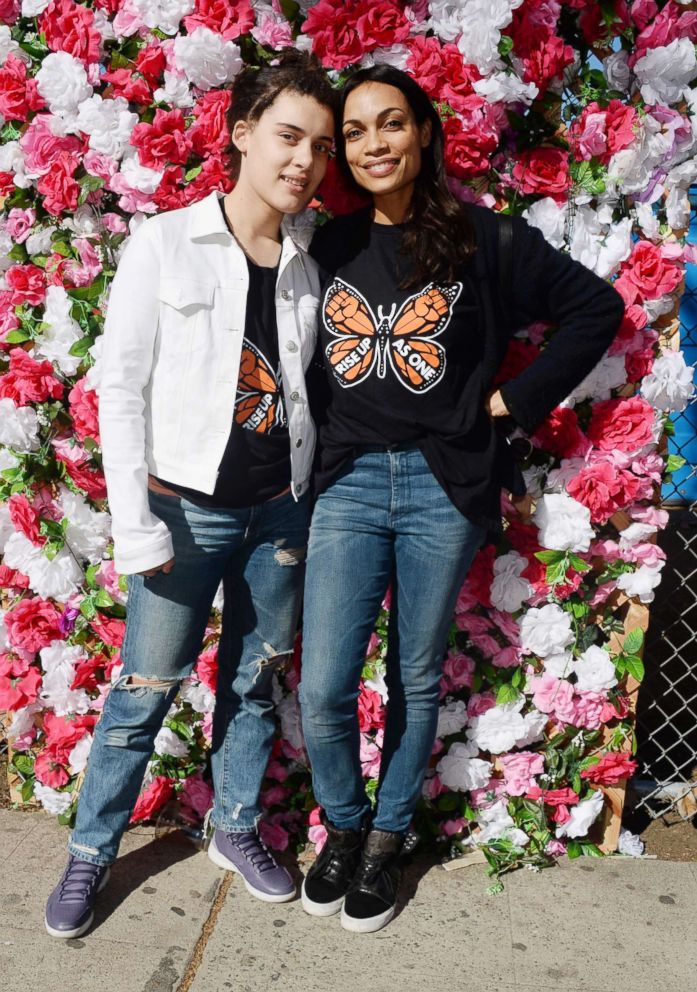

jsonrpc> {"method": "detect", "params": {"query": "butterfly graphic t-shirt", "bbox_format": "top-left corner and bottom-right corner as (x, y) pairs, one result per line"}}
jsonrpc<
(309, 212), (517, 531)
(155, 257), (291, 508)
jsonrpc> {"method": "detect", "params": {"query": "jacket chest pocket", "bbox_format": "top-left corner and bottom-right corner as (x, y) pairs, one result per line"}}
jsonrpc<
(297, 299), (319, 369)
(157, 276), (216, 358)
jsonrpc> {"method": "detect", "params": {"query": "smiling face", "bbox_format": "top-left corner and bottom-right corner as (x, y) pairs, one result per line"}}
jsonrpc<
(341, 82), (432, 208)
(232, 91), (335, 217)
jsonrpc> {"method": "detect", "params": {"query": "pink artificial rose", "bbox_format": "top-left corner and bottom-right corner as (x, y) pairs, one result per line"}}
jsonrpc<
(8, 493), (44, 546)
(580, 751), (637, 785)
(261, 784), (289, 808)
(406, 34), (447, 97)
(467, 691), (496, 718)
(532, 406), (592, 459)
(308, 823), (328, 854)
(529, 673), (574, 719)
(34, 746), (71, 789)
(357, 685), (384, 733)
(360, 732), (382, 779)
(587, 396), (655, 455)
(36, 151), (81, 217)
(20, 114), (83, 176)
(616, 241), (683, 303)
(100, 212), (129, 234)
(499, 750), (545, 796)
(188, 90), (232, 158)
(4, 596), (63, 654)
(441, 651), (475, 692)
(5, 208), (36, 244)
(68, 377), (100, 443)
(441, 817), (466, 837)
(183, 0), (255, 40)
(511, 147), (571, 202)
(252, 13), (294, 48)
(545, 838), (567, 857)
(0, 54), (44, 122)
(194, 648), (218, 694)
(0, 653), (43, 710)
(259, 816), (290, 851)
(567, 460), (642, 524)
(443, 111), (498, 180)
(180, 771), (214, 817)
(130, 108), (193, 170)
(567, 690), (607, 730)
(422, 773), (445, 800)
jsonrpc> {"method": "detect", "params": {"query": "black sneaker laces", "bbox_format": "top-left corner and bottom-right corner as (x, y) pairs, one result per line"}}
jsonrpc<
(59, 859), (104, 904)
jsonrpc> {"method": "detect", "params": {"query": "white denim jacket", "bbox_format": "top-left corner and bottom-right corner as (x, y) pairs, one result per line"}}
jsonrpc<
(98, 190), (321, 575)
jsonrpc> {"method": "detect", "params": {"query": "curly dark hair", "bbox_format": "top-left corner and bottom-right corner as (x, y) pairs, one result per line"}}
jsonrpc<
(336, 64), (476, 287)
(223, 50), (339, 181)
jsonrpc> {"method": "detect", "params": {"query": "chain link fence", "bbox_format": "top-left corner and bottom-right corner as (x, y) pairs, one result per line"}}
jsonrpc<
(632, 189), (697, 821)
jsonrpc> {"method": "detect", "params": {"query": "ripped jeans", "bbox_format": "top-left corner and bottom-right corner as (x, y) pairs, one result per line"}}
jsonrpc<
(68, 488), (310, 866)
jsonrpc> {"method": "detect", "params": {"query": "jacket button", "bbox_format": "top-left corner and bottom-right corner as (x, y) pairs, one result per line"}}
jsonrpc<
(286, 341), (298, 352)
(280, 290), (291, 301)
(290, 391), (300, 401)
(295, 438), (302, 447)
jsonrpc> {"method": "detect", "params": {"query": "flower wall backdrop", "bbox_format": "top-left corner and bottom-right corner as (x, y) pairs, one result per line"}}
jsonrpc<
(1, 0), (696, 880)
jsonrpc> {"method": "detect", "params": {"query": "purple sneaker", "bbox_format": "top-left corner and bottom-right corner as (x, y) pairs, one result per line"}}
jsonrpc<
(45, 856), (110, 939)
(208, 828), (295, 903)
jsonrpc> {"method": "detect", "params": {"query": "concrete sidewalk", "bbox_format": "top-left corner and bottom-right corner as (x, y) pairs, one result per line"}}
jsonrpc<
(1, 809), (695, 992)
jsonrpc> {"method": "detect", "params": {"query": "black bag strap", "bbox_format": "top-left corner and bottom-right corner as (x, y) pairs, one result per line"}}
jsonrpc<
(498, 215), (514, 306)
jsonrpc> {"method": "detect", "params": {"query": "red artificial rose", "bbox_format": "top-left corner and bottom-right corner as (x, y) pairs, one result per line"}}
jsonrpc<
(443, 113), (497, 180)
(58, 457), (107, 500)
(0, 0), (20, 24)
(356, 1), (411, 48)
(532, 406), (590, 459)
(70, 653), (109, 692)
(301, 0), (367, 69)
(185, 156), (233, 201)
(0, 654), (42, 710)
(90, 614), (126, 647)
(5, 264), (46, 307)
(131, 109), (192, 170)
(406, 35), (447, 98)
(68, 377), (100, 444)
(616, 241), (683, 303)
(0, 348), (63, 405)
(34, 746), (72, 788)
(578, 0), (631, 46)
(136, 43), (167, 80)
(625, 344), (655, 382)
(39, 0), (102, 64)
(4, 596), (63, 654)
(152, 166), (188, 212)
(43, 712), (97, 760)
(101, 68), (152, 106)
(0, 564), (30, 590)
(460, 542), (495, 609)
(605, 101), (638, 157)
(519, 30), (574, 91)
(586, 396), (655, 454)
(36, 150), (80, 217)
(567, 461), (642, 524)
(130, 775), (175, 823)
(183, 0), (255, 40)
(511, 147), (571, 202)
(194, 648), (219, 693)
(580, 751), (637, 785)
(440, 48), (482, 113)
(8, 493), (44, 546)
(189, 90), (232, 157)
(0, 54), (45, 122)
(316, 158), (370, 216)
(526, 785), (580, 806)
(493, 338), (541, 385)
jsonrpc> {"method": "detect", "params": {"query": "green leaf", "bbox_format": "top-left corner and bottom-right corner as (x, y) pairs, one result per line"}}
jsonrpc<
(20, 776), (36, 803)
(7, 243), (28, 263)
(535, 550), (566, 565)
(496, 683), (522, 706)
(4, 329), (32, 344)
(624, 655), (645, 683)
(279, 0), (300, 18)
(68, 336), (94, 358)
(79, 597), (97, 620)
(623, 628), (644, 655)
(665, 454), (686, 474)
(566, 840), (582, 859)
(580, 842), (603, 858)
(11, 753), (35, 776)
(567, 553), (591, 574)
(184, 165), (203, 182)
(498, 35), (514, 57)
(94, 588), (114, 608)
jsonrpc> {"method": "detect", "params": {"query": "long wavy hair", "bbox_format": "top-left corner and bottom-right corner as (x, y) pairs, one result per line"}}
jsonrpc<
(336, 65), (477, 287)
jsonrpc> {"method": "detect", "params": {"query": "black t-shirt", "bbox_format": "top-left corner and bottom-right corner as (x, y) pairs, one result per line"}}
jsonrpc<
(156, 255), (291, 508)
(310, 212), (519, 532)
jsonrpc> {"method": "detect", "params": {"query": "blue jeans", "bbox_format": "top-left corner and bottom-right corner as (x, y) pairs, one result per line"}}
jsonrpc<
(69, 488), (310, 866)
(299, 447), (485, 835)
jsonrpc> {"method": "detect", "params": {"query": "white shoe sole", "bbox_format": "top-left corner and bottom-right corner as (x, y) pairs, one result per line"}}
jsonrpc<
(340, 903), (395, 933)
(44, 866), (111, 939)
(208, 837), (295, 903)
(300, 878), (344, 917)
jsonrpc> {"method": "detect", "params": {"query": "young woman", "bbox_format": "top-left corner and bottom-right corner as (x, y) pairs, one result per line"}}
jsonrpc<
(298, 65), (625, 934)
(44, 52), (336, 939)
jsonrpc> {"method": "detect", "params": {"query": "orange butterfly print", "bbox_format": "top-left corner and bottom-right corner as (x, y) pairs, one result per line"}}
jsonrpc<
(234, 340), (287, 433)
(323, 278), (462, 393)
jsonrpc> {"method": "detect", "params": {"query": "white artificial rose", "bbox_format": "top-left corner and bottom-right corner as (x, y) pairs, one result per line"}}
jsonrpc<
(3, 531), (84, 601)
(618, 829), (645, 857)
(276, 692), (305, 752)
(364, 45), (411, 70)
(543, 651), (574, 679)
(524, 197), (567, 249)
(173, 28), (243, 91)
(616, 562), (665, 604)
(0, 398), (40, 451)
(180, 679), (216, 714)
(0, 229), (13, 270)
(572, 646), (617, 693)
(0, 447), (19, 473)
(533, 493), (594, 553)
(0, 139), (29, 188)
(153, 70), (194, 109)
(40, 641), (92, 716)
(474, 800), (530, 846)
(634, 38), (697, 106)
(118, 151), (164, 195)
(603, 50), (630, 92)
(641, 349), (696, 414)
(59, 486), (112, 564)
(154, 726), (190, 758)
(0, 25), (23, 65)
(21, 0), (51, 14)
(633, 202), (661, 241)
(569, 208), (631, 279)
(25, 224), (57, 256)
(132, 0), (194, 34)
(6, 702), (41, 740)
(665, 187), (691, 231)
(76, 95), (138, 158)
(36, 52), (92, 115)
(565, 353), (627, 404)
(436, 699), (469, 738)
(490, 552), (532, 613)
(33, 285), (84, 377)
(436, 742), (492, 791)
(68, 733), (93, 775)
(515, 707), (548, 748)
(555, 789), (604, 839)
(520, 603), (575, 658)
(474, 72), (538, 106)
(34, 781), (73, 815)
(466, 698), (540, 754)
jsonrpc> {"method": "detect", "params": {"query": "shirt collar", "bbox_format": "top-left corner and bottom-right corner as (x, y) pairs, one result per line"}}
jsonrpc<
(187, 190), (311, 256)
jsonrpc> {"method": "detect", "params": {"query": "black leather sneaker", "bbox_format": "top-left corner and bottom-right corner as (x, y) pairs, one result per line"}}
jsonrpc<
(340, 828), (404, 933)
(301, 816), (363, 917)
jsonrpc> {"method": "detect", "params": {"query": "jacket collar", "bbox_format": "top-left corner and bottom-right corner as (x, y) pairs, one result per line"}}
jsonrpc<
(188, 190), (313, 254)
